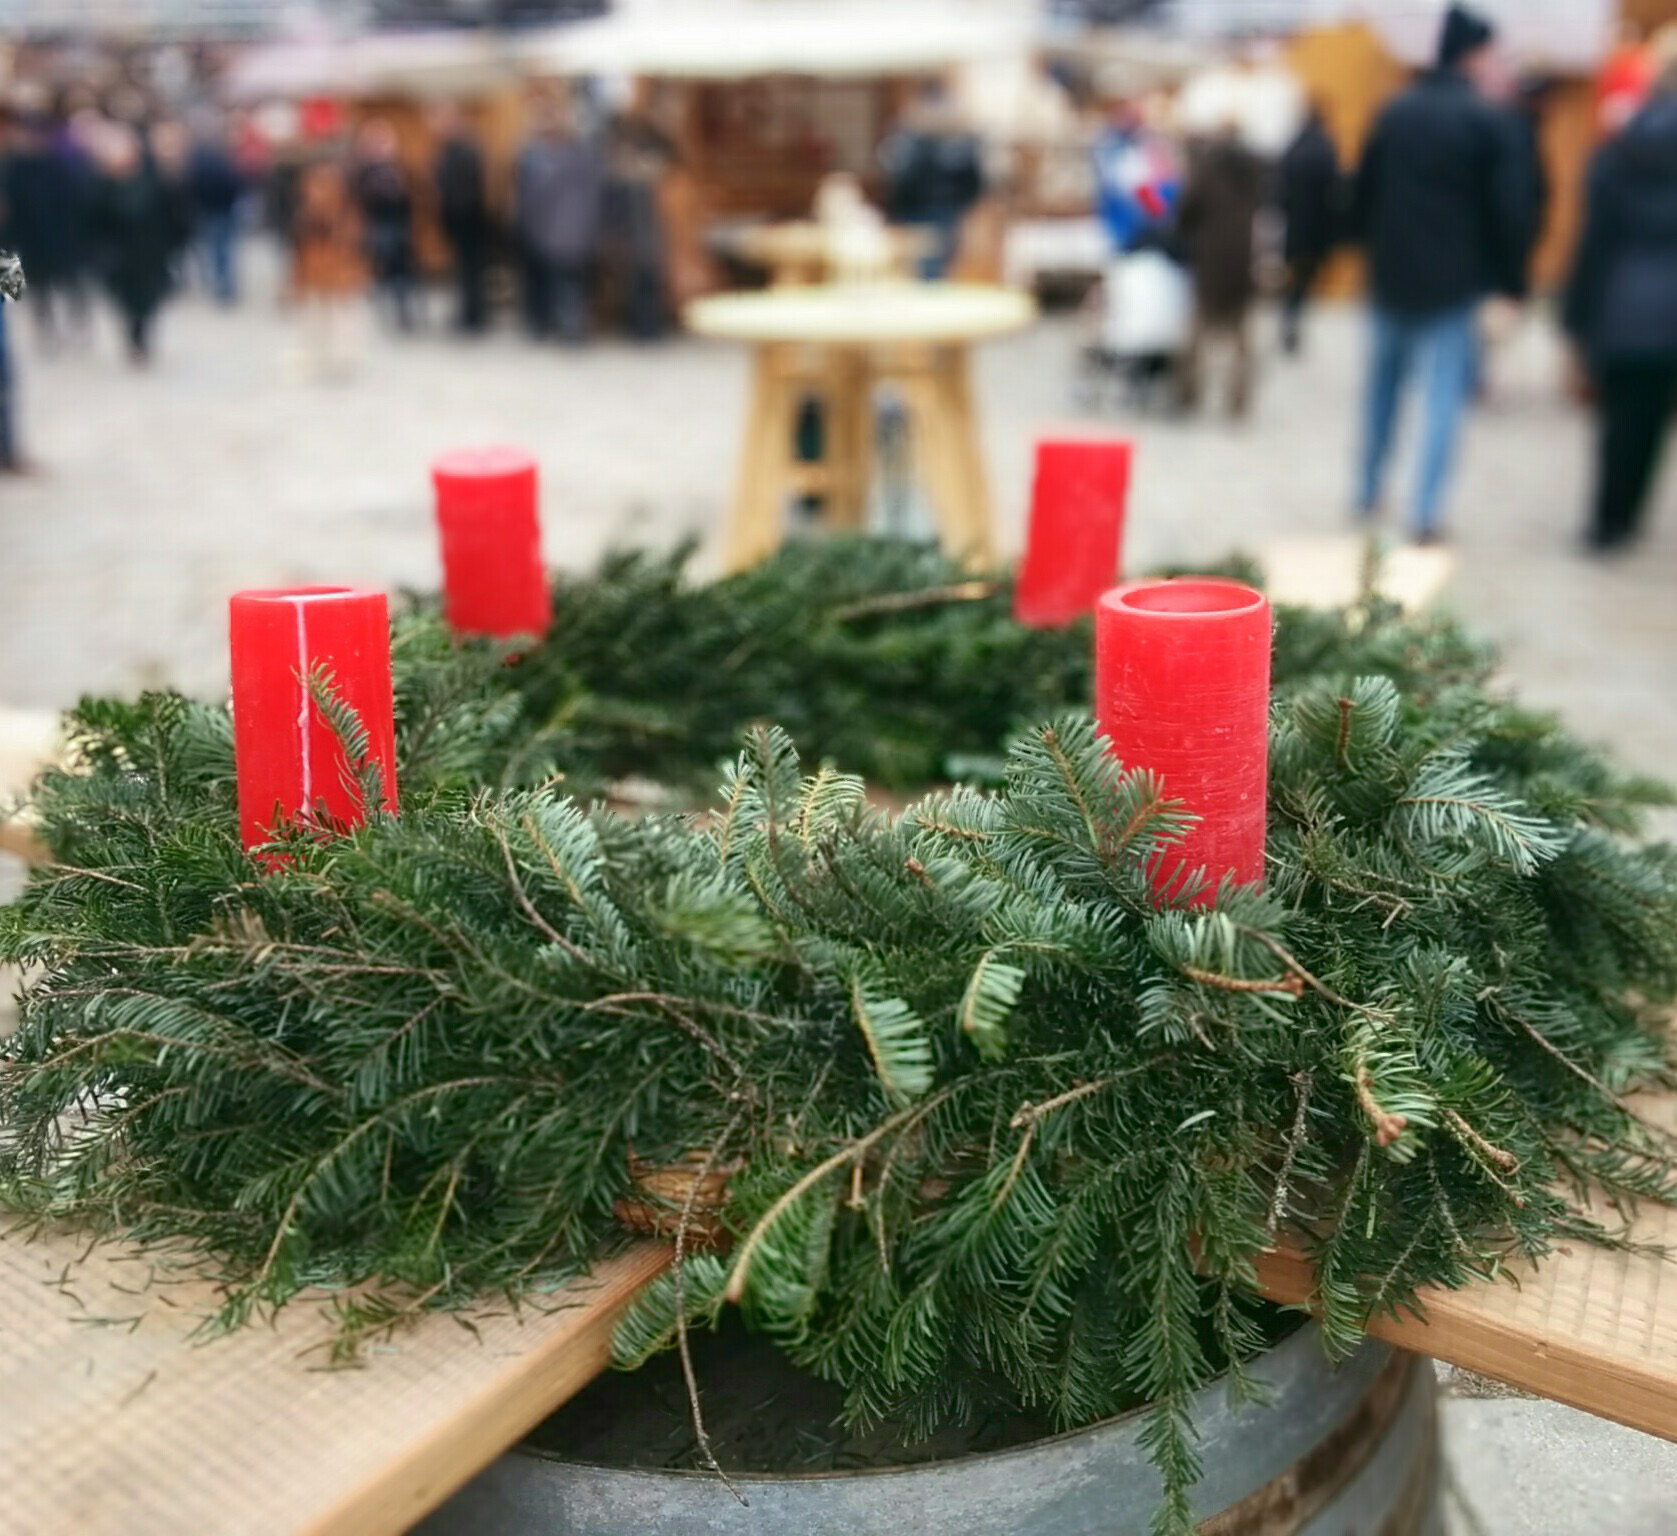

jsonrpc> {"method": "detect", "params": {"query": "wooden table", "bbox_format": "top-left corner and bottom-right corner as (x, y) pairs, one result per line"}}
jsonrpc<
(686, 282), (1036, 573)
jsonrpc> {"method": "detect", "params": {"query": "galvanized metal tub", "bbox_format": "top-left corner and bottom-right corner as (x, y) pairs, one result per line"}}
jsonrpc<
(420, 1324), (1439, 1535)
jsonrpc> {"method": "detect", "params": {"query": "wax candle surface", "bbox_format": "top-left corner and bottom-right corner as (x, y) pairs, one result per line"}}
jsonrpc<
(229, 587), (398, 851)
(1013, 438), (1132, 628)
(1095, 579), (1271, 904)
(432, 446), (551, 639)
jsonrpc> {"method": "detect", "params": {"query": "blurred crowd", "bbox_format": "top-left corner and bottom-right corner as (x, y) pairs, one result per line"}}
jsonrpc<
(5, 4), (1677, 558)
(1084, 2), (1677, 556)
(0, 84), (681, 390)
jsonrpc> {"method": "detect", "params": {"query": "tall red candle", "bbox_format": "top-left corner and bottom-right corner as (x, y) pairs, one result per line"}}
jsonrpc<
(229, 587), (398, 851)
(1013, 437), (1132, 628)
(431, 447), (551, 639)
(1095, 579), (1271, 905)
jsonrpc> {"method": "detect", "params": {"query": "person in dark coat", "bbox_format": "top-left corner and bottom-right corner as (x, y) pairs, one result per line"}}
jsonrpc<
(2, 109), (93, 349)
(186, 117), (245, 306)
(353, 118), (417, 332)
(1277, 105), (1341, 355)
(1351, 3), (1527, 542)
(602, 114), (673, 341)
(1562, 47), (1677, 553)
(515, 100), (605, 344)
(1174, 126), (1264, 418)
(880, 85), (984, 279)
(1496, 80), (1552, 302)
(86, 124), (190, 364)
(431, 104), (490, 334)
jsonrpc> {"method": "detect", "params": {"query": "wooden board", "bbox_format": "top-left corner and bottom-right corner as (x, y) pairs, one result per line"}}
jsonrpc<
(1256, 1095), (1677, 1443)
(0, 1228), (670, 1536)
(1257, 533), (1457, 615)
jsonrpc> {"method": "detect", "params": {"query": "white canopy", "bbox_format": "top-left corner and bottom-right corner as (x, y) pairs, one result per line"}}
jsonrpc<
(1351, 0), (1614, 75)
(516, 0), (1038, 80)
(225, 28), (517, 102)
(1166, 0), (1616, 74)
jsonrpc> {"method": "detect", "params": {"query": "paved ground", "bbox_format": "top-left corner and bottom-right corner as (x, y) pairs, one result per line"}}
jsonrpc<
(4, 250), (1677, 1532)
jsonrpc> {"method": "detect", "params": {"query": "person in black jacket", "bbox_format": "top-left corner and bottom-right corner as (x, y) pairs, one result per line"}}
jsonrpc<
(1351, 4), (1527, 543)
(1277, 105), (1341, 355)
(881, 86), (984, 280)
(86, 124), (190, 364)
(1562, 46), (1677, 553)
(353, 118), (417, 333)
(431, 105), (490, 334)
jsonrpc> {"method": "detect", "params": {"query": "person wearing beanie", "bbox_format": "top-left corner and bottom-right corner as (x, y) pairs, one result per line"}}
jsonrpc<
(1350, 3), (1530, 543)
(1562, 26), (1677, 553)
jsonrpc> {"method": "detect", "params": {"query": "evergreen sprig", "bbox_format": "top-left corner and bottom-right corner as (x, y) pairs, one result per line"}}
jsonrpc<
(388, 538), (1497, 799)
(3, 542), (1675, 1534)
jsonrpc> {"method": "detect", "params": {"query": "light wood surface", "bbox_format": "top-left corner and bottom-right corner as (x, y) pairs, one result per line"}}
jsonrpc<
(1257, 1095), (1677, 1444)
(1258, 534), (1457, 614)
(687, 281), (1034, 347)
(0, 1229), (671, 1536)
(0, 708), (57, 866)
(688, 284), (1032, 573)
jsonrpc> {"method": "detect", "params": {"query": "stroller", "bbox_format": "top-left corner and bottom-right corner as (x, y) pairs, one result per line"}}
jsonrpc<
(1076, 241), (1193, 413)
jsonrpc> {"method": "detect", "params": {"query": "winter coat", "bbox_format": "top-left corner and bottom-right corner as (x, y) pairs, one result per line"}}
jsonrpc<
(1351, 68), (1527, 316)
(1175, 136), (1264, 323)
(187, 143), (244, 218)
(1278, 116), (1341, 264)
(1562, 95), (1677, 362)
(434, 134), (488, 242)
(1494, 106), (1549, 300)
(516, 136), (606, 264)
(291, 161), (366, 298)
(882, 129), (984, 225)
(86, 168), (189, 318)
(2, 138), (92, 280)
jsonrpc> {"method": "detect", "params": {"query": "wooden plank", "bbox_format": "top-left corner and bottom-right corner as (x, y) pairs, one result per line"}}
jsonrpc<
(0, 708), (55, 867)
(0, 1228), (670, 1536)
(1256, 1095), (1677, 1443)
(1257, 533), (1456, 614)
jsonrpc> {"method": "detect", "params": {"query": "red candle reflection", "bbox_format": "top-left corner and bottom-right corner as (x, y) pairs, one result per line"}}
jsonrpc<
(432, 447), (551, 639)
(229, 587), (398, 851)
(1095, 579), (1271, 904)
(1014, 438), (1132, 628)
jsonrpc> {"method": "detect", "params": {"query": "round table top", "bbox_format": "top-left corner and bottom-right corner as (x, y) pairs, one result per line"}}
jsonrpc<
(684, 282), (1037, 347)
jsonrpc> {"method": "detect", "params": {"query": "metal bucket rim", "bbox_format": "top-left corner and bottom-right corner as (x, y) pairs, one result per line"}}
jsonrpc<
(514, 1313), (1356, 1487)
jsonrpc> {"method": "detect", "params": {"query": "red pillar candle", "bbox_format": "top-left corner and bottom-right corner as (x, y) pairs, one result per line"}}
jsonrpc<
(431, 447), (551, 639)
(229, 587), (399, 851)
(1095, 579), (1271, 905)
(1013, 437), (1132, 628)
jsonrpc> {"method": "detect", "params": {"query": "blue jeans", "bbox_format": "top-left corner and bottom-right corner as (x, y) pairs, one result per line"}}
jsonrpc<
(1357, 304), (1477, 535)
(200, 209), (238, 304)
(0, 304), (16, 467)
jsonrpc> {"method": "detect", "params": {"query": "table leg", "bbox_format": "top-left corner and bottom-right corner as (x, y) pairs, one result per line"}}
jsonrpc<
(825, 349), (872, 533)
(933, 346), (997, 569)
(895, 347), (978, 567)
(723, 344), (794, 573)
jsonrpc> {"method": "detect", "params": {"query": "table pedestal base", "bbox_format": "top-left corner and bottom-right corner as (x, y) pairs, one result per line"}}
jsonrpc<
(722, 341), (997, 573)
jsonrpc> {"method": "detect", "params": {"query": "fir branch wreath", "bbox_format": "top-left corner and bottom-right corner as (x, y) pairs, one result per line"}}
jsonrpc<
(3, 539), (1676, 1534)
